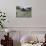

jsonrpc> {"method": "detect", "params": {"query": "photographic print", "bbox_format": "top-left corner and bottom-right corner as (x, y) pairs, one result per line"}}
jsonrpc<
(16, 0), (32, 17)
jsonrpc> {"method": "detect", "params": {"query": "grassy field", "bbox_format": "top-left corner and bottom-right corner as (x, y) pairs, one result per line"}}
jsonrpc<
(16, 7), (32, 18)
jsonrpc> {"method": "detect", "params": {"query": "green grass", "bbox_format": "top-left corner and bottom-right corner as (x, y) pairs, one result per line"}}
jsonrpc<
(16, 9), (32, 18)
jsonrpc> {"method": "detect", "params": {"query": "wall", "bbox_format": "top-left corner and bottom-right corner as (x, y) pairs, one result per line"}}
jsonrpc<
(32, 0), (46, 27)
(0, 0), (46, 28)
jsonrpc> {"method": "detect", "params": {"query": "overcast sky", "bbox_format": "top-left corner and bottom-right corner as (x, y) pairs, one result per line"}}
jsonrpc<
(16, 0), (32, 8)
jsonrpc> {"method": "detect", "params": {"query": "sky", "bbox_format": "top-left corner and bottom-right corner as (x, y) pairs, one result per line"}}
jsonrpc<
(16, 0), (32, 8)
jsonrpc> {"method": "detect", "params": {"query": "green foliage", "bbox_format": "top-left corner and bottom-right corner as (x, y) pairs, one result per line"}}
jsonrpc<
(0, 11), (6, 28)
